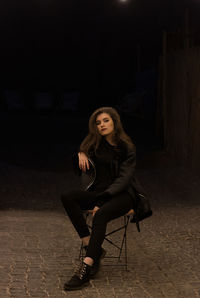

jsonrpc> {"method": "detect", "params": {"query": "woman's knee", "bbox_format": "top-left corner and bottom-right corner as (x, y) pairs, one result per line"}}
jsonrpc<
(61, 191), (77, 206)
(93, 209), (109, 225)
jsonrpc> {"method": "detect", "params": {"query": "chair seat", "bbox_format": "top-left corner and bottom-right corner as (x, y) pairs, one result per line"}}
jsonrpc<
(84, 208), (134, 216)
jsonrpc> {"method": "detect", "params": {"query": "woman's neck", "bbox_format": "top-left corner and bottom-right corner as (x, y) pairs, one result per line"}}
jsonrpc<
(105, 135), (116, 146)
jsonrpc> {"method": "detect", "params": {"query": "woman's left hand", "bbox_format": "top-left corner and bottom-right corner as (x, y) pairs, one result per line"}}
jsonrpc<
(92, 206), (100, 217)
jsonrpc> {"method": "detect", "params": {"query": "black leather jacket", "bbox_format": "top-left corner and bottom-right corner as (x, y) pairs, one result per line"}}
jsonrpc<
(72, 147), (147, 204)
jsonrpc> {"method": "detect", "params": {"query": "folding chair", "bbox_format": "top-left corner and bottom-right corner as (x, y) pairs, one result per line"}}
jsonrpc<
(79, 209), (134, 271)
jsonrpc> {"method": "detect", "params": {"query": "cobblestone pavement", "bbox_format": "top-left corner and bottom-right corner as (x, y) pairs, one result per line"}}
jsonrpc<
(0, 151), (200, 298)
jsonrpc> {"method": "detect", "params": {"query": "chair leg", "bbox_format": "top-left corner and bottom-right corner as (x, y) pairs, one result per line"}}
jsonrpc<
(79, 242), (84, 261)
(117, 216), (129, 270)
(118, 216), (126, 261)
(124, 216), (129, 271)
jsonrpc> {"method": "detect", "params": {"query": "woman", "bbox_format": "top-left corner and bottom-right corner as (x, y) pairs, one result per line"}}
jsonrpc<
(61, 106), (146, 291)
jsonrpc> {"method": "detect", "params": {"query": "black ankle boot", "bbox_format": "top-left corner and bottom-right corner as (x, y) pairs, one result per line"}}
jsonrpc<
(64, 262), (91, 291)
(82, 246), (106, 278)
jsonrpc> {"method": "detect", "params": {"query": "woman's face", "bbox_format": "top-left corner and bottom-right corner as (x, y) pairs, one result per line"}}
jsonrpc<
(96, 112), (115, 137)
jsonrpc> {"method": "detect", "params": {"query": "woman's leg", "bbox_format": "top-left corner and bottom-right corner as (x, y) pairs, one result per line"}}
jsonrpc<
(62, 190), (103, 291)
(61, 190), (98, 240)
(85, 192), (133, 262)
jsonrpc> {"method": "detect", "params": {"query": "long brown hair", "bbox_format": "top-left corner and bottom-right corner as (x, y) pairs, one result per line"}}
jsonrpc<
(79, 107), (135, 155)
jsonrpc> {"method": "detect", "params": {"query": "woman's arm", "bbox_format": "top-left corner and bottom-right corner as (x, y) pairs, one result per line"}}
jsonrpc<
(72, 152), (90, 175)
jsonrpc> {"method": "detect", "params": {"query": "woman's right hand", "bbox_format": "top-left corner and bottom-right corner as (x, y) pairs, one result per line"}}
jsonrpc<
(78, 152), (90, 172)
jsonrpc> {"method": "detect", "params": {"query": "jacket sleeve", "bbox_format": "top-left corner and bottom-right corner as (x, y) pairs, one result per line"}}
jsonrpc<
(105, 149), (136, 196)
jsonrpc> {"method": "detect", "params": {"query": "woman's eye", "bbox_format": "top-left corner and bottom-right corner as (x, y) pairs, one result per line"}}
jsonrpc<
(104, 119), (109, 123)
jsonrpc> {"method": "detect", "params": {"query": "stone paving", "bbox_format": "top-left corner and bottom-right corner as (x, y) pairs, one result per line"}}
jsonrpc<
(0, 151), (200, 297)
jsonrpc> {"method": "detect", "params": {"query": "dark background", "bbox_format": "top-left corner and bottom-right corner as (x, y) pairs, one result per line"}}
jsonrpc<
(0, 0), (200, 170)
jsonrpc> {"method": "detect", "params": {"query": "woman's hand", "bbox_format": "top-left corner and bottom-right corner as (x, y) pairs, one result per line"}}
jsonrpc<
(78, 152), (90, 172)
(92, 206), (100, 217)
(126, 209), (134, 216)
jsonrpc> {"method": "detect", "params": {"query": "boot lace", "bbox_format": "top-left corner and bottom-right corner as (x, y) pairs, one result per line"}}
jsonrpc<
(74, 261), (87, 280)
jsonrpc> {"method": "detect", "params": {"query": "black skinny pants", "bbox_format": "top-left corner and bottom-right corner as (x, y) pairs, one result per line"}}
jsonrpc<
(61, 190), (133, 262)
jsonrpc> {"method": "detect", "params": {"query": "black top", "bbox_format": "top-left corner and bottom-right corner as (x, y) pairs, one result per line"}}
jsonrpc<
(89, 139), (119, 192)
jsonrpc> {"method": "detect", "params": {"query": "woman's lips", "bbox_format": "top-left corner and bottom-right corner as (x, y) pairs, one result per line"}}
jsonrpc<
(101, 128), (107, 131)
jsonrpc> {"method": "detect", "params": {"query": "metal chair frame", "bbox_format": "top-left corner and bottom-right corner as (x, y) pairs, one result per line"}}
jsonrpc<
(79, 211), (132, 270)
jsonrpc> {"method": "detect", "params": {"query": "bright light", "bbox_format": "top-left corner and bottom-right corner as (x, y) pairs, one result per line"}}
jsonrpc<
(119, 0), (128, 2)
